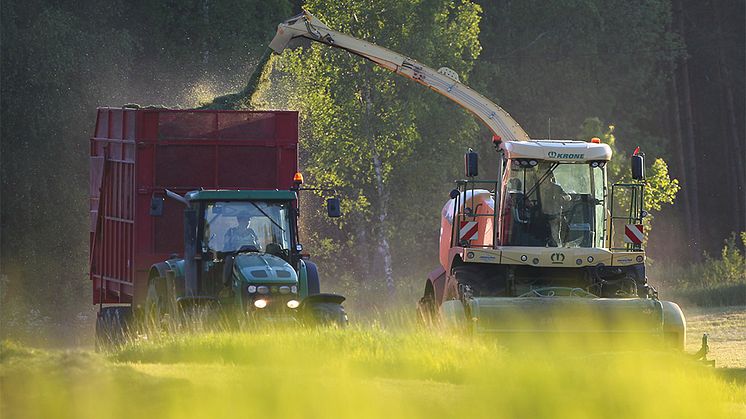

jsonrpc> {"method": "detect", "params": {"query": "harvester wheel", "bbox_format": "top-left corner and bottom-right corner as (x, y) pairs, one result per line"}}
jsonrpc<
(417, 292), (438, 326)
(452, 265), (485, 321)
(95, 306), (132, 350)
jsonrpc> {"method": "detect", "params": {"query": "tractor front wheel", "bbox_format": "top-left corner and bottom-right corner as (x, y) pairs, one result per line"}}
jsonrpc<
(307, 302), (348, 327)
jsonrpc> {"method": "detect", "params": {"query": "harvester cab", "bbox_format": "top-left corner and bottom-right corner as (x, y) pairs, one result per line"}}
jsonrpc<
(146, 188), (347, 327)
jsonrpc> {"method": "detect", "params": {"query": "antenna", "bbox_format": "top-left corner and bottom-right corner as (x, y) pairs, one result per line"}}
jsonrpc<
(548, 117), (551, 140)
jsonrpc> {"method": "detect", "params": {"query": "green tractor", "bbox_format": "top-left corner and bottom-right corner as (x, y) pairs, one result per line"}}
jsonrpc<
(144, 188), (347, 328)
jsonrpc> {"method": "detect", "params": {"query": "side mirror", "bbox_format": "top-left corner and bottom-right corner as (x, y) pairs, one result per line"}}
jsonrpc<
(465, 148), (478, 177)
(150, 195), (164, 216)
(631, 155), (645, 180)
(327, 197), (342, 218)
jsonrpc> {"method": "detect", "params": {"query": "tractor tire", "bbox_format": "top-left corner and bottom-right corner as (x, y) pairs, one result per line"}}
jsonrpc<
(305, 302), (348, 327)
(145, 276), (177, 332)
(305, 261), (321, 295)
(95, 306), (132, 350)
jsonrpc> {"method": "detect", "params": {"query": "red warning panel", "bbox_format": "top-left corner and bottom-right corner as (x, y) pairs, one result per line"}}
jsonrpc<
(459, 221), (479, 242)
(623, 224), (644, 244)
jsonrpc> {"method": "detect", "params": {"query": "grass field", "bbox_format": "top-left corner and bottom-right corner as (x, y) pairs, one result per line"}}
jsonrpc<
(2, 309), (745, 419)
(685, 305), (746, 368)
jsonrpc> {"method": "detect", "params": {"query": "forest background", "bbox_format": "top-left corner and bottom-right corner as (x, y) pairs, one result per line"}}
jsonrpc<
(1, 0), (743, 344)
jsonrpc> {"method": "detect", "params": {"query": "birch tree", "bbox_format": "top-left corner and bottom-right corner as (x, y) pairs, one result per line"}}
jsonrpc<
(254, 0), (482, 298)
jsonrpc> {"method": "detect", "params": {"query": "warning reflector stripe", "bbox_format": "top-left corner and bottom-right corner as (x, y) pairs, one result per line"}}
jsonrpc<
(623, 224), (644, 244)
(459, 221), (479, 242)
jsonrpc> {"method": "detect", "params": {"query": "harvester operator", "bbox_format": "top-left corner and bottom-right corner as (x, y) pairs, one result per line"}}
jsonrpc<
(224, 215), (260, 251)
(539, 174), (572, 246)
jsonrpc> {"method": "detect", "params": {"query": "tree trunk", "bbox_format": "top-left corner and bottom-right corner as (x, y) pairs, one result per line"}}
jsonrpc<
(713, 1), (746, 232)
(673, 0), (702, 260)
(361, 82), (396, 297)
(668, 72), (693, 242)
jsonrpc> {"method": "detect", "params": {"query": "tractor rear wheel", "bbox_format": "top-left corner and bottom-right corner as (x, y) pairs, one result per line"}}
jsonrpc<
(305, 261), (321, 295)
(145, 276), (177, 332)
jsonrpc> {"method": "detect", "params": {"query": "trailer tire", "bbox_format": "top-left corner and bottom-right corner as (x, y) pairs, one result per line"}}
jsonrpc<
(95, 306), (132, 350)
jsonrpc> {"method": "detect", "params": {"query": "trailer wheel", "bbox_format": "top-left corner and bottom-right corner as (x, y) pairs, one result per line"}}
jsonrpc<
(95, 306), (132, 350)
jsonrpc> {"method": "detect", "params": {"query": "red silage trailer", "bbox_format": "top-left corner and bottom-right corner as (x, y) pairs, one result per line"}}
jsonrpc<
(89, 108), (299, 310)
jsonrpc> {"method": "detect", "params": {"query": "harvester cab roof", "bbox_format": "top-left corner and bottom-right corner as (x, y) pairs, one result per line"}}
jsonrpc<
(502, 139), (612, 162)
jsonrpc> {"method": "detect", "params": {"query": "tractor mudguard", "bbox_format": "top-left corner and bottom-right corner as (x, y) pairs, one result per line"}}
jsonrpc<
(300, 293), (346, 306)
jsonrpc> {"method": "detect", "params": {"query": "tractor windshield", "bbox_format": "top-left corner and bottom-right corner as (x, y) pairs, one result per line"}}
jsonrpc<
(500, 161), (606, 248)
(202, 201), (292, 253)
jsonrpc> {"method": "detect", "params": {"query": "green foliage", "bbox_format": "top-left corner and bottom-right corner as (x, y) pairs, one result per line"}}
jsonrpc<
(473, 0), (684, 148)
(651, 233), (746, 306)
(577, 117), (680, 241)
(253, 0), (484, 292)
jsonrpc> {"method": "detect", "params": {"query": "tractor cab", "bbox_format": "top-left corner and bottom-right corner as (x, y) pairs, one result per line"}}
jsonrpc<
(197, 193), (296, 259)
(178, 190), (303, 313)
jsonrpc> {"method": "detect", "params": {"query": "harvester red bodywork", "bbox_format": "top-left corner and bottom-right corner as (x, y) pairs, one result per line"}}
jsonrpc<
(89, 108), (299, 307)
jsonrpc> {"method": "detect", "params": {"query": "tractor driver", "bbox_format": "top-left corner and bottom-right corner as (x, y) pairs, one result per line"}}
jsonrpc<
(538, 173), (572, 246)
(224, 214), (260, 252)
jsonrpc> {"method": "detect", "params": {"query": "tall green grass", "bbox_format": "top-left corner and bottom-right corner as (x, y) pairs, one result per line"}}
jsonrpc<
(2, 322), (744, 419)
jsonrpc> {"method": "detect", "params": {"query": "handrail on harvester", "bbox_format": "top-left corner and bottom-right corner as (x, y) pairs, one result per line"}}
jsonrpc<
(269, 11), (530, 143)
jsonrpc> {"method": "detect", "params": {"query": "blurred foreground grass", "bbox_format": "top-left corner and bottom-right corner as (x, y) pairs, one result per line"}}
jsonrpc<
(2, 323), (745, 419)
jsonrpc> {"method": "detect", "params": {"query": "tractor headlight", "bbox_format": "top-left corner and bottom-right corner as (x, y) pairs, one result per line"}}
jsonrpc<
(291, 285), (298, 294)
(254, 299), (268, 309)
(257, 286), (269, 294)
(247, 285), (257, 293)
(287, 300), (300, 309)
(279, 286), (291, 294)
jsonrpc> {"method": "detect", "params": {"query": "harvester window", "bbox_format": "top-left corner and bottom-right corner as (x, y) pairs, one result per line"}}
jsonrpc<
(501, 161), (605, 248)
